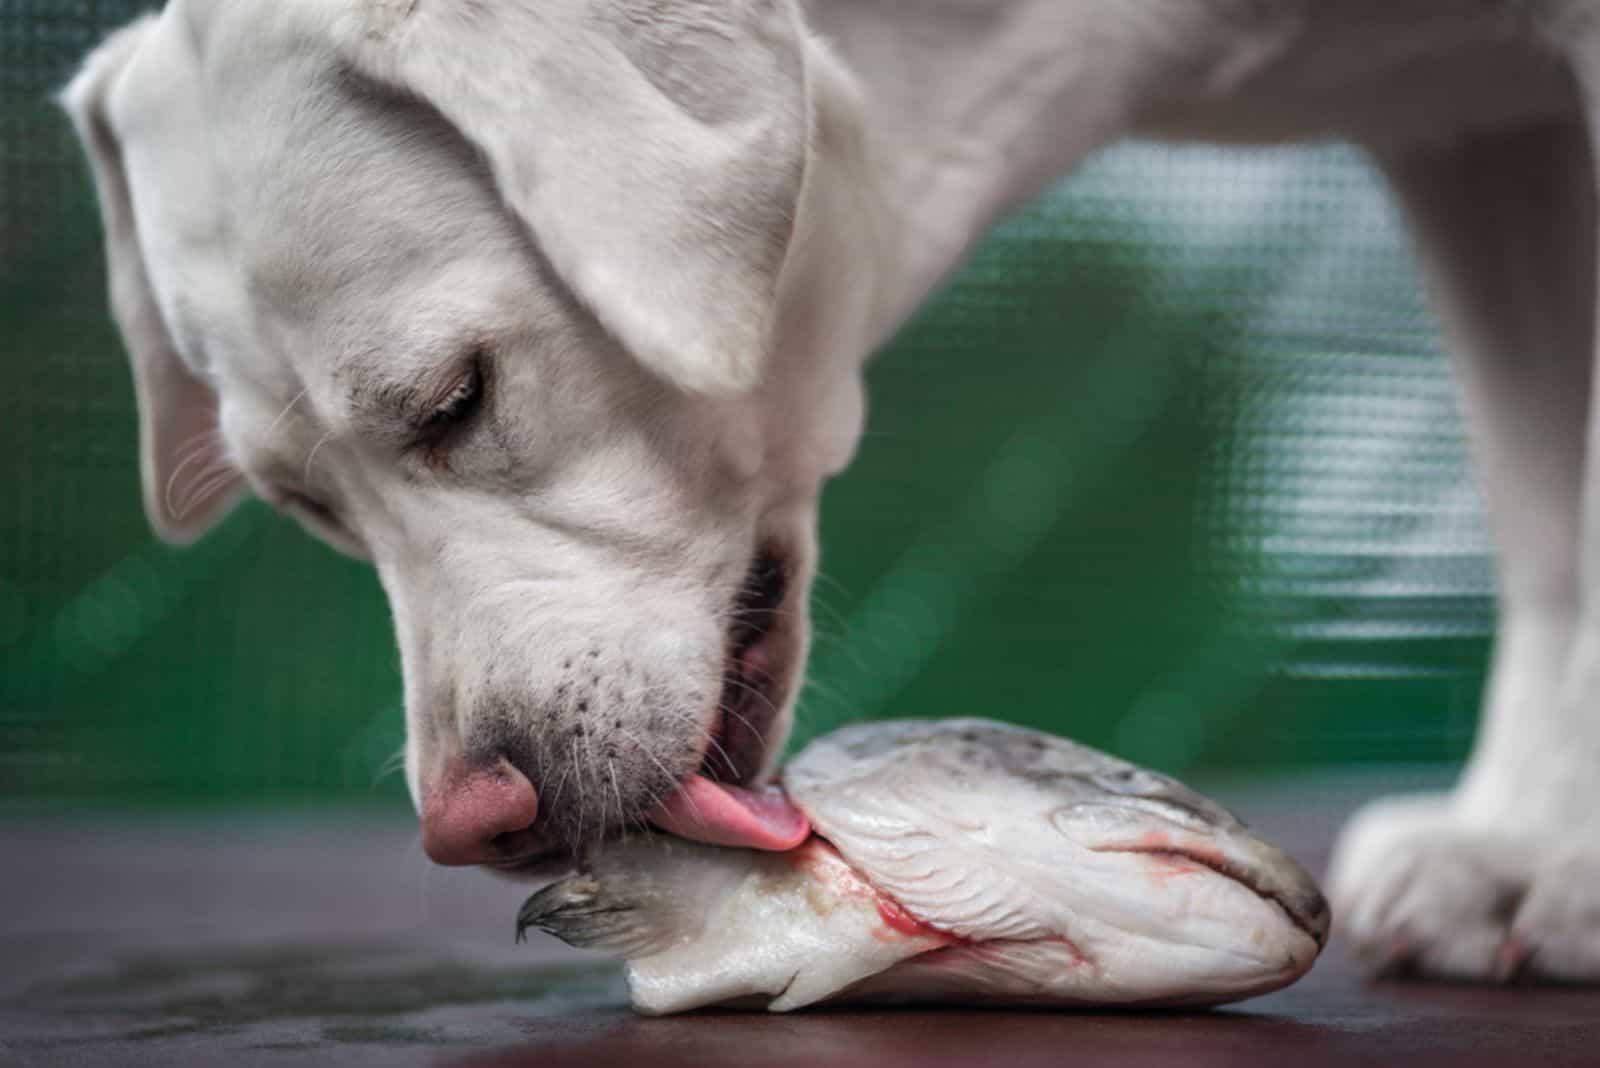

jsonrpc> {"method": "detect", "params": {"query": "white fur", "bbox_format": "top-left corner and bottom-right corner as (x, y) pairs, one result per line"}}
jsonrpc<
(61, 0), (1600, 979)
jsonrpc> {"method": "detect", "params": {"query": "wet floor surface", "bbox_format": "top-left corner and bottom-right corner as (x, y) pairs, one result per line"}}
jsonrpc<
(3, 771), (1597, 1067)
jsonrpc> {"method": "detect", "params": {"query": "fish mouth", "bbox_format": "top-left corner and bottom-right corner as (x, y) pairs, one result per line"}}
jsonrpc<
(1102, 838), (1331, 947)
(644, 545), (810, 852)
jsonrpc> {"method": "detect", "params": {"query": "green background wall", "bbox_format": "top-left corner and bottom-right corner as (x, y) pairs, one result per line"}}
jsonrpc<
(1, 2), (1490, 805)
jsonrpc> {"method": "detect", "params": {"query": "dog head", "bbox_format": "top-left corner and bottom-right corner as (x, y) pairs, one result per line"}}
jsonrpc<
(62, 0), (876, 863)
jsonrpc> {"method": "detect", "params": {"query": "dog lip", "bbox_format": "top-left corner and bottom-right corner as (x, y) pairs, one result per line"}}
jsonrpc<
(708, 545), (793, 786)
(728, 547), (788, 658)
(644, 547), (804, 851)
(485, 547), (797, 865)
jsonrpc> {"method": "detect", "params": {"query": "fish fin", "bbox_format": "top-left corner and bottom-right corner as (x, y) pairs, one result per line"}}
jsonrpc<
(517, 873), (676, 957)
(517, 838), (748, 958)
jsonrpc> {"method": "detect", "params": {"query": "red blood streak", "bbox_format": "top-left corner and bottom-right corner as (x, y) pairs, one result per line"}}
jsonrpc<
(1144, 854), (1203, 882)
(1057, 934), (1091, 967)
(1119, 829), (1228, 870)
(789, 836), (959, 945)
(876, 896), (937, 938)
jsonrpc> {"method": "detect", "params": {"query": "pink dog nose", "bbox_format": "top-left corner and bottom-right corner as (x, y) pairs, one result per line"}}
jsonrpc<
(420, 758), (540, 866)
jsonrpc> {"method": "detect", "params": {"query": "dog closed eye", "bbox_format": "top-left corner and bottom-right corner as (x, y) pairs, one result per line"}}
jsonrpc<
(416, 355), (485, 444)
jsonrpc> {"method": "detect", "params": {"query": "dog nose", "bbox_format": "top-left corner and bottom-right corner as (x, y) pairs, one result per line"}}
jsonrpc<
(420, 757), (540, 866)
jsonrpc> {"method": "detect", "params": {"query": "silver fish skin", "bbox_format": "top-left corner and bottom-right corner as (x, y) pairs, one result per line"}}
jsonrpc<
(519, 718), (1329, 1013)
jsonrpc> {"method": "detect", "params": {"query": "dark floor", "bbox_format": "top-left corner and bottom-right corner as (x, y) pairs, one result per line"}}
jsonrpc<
(3, 770), (1597, 1067)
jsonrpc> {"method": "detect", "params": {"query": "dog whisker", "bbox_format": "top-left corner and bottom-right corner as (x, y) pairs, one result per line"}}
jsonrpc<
(265, 386), (309, 436)
(544, 754), (575, 814)
(810, 568), (852, 600)
(655, 705), (738, 781)
(606, 757), (624, 836)
(370, 744), (408, 789)
(717, 685), (774, 744)
(301, 429), (336, 492)
(175, 466), (241, 521)
(617, 725), (688, 797)
(163, 429), (229, 518)
(568, 734), (586, 849)
(796, 674), (853, 711)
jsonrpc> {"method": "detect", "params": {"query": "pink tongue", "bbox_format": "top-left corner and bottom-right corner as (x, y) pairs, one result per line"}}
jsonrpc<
(648, 774), (811, 851)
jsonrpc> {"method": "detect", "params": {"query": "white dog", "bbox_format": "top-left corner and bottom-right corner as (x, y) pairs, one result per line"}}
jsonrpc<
(62, 0), (1600, 981)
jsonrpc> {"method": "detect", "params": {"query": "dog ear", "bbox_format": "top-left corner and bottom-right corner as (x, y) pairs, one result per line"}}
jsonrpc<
(338, 0), (810, 394)
(60, 19), (245, 544)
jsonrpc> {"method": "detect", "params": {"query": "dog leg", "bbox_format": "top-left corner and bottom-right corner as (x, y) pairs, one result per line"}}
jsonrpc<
(1328, 113), (1600, 980)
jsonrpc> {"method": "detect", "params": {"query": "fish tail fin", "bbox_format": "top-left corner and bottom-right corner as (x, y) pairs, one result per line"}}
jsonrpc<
(516, 837), (749, 958)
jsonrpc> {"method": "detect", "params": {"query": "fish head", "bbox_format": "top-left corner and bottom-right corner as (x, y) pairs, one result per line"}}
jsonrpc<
(1038, 763), (1328, 1000)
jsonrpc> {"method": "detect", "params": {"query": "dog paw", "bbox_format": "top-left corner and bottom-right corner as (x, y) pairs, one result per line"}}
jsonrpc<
(1327, 793), (1600, 982)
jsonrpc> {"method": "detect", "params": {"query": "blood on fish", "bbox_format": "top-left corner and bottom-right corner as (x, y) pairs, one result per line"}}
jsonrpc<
(788, 835), (957, 945)
(1119, 830), (1229, 872)
(1144, 854), (1202, 882)
(876, 896), (939, 940)
(1055, 935), (1091, 968)
(868, 882), (963, 945)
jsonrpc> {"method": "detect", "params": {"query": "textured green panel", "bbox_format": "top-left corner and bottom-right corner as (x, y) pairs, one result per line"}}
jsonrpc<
(0, 2), (1487, 804)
